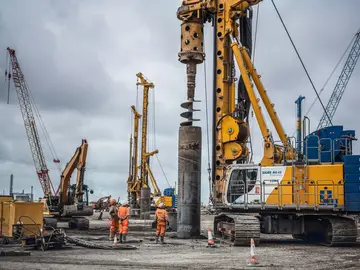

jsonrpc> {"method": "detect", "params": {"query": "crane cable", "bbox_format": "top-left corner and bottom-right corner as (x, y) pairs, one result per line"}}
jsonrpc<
(247, 4), (260, 163)
(252, 4), (260, 64)
(8, 55), (61, 175)
(305, 33), (357, 117)
(289, 33), (356, 138)
(155, 155), (171, 188)
(271, 0), (333, 127)
(202, 26), (212, 203)
(152, 88), (171, 188)
(28, 87), (60, 170)
(144, 77), (171, 188)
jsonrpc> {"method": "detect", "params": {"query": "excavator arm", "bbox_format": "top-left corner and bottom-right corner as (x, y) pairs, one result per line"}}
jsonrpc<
(59, 139), (88, 204)
(75, 139), (88, 202)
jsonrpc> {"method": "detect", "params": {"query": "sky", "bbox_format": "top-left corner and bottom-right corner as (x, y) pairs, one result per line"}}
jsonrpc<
(0, 0), (359, 204)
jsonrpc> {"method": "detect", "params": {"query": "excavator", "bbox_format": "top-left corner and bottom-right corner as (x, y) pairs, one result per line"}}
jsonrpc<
(42, 139), (93, 230)
(92, 195), (111, 220)
(93, 195), (112, 211)
(177, 0), (360, 246)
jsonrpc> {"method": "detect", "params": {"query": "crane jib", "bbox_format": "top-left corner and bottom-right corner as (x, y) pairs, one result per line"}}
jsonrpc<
(6, 47), (54, 196)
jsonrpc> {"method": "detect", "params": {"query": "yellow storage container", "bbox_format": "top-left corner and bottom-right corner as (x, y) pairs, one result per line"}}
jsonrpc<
(0, 195), (12, 203)
(0, 201), (43, 238)
(155, 196), (173, 207)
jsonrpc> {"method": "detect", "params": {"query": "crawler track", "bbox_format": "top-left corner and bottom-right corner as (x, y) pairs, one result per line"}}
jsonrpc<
(233, 215), (260, 246)
(214, 214), (260, 246)
(322, 216), (357, 246)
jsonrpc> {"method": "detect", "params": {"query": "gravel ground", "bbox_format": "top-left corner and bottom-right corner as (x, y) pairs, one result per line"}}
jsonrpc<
(1, 213), (360, 269)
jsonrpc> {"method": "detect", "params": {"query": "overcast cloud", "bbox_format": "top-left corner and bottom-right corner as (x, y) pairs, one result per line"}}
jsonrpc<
(0, 0), (359, 203)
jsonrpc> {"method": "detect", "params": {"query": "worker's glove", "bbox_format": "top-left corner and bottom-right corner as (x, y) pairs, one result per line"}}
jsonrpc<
(166, 221), (170, 226)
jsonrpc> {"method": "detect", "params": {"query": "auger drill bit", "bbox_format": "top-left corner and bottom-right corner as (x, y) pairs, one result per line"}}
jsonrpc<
(178, 19), (205, 126)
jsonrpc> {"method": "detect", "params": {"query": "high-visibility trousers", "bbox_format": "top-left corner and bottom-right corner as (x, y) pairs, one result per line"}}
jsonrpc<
(120, 218), (129, 235)
(156, 222), (166, 237)
(110, 219), (119, 233)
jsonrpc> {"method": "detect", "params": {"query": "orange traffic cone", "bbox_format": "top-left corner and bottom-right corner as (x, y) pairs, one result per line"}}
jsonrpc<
(113, 235), (118, 246)
(248, 238), (259, 265)
(206, 228), (216, 247)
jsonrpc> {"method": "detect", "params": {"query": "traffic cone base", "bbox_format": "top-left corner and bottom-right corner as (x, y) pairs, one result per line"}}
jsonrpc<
(206, 228), (217, 247)
(247, 238), (259, 265)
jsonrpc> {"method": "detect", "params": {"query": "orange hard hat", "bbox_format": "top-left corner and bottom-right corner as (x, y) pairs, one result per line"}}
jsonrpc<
(110, 199), (116, 205)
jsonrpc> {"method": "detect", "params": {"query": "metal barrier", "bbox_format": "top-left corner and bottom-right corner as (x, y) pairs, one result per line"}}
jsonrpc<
(302, 136), (353, 165)
(333, 137), (352, 163)
(319, 137), (333, 163)
(304, 135), (320, 163)
(227, 170), (343, 210)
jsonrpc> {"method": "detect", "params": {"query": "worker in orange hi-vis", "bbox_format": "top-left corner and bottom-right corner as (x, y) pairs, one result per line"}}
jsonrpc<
(154, 202), (169, 244)
(118, 200), (130, 243)
(108, 199), (119, 241)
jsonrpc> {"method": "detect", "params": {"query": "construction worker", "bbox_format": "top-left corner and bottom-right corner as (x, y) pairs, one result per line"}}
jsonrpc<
(154, 202), (169, 244)
(118, 200), (130, 243)
(108, 199), (119, 241)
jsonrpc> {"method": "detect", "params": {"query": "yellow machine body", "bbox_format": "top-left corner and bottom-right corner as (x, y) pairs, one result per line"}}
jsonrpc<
(0, 196), (13, 203)
(225, 164), (344, 210)
(0, 201), (43, 238)
(153, 196), (173, 207)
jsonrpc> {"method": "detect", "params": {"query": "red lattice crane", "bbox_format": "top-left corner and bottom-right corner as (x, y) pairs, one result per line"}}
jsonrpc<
(6, 47), (57, 197)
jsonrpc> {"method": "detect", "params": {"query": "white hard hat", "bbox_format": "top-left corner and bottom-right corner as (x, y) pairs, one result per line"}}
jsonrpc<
(158, 202), (165, 208)
(120, 200), (129, 205)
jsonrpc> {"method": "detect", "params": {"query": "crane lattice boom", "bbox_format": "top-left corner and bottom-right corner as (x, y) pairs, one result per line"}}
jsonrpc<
(7, 47), (54, 196)
(317, 31), (360, 129)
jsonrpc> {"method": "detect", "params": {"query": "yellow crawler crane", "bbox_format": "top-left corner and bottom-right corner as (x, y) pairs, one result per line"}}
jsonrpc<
(177, 0), (359, 246)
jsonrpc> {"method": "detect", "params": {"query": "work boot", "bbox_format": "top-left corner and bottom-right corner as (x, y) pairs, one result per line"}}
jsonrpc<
(123, 234), (127, 243)
(155, 236), (159, 244)
(119, 234), (123, 243)
(109, 232), (115, 241)
(160, 236), (164, 244)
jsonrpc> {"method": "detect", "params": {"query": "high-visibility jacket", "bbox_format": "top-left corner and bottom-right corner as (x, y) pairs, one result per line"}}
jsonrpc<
(155, 209), (168, 225)
(118, 206), (130, 220)
(109, 205), (119, 221)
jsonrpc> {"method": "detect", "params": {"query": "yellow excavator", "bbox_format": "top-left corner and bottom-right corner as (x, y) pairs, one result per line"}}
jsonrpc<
(42, 139), (93, 230)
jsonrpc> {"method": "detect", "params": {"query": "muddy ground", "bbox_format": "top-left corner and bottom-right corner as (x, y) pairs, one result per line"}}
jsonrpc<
(1, 212), (360, 269)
